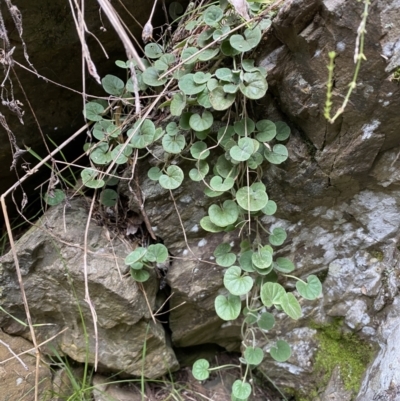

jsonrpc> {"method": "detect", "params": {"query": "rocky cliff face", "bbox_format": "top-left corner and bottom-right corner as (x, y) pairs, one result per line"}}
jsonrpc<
(1, 0), (400, 400)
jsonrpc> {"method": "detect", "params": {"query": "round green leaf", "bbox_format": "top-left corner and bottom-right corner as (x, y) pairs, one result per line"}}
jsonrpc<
(81, 168), (105, 189)
(281, 293), (302, 320)
(234, 118), (255, 136)
(244, 346), (263, 365)
(115, 60), (127, 68)
(209, 86), (236, 110)
(239, 71), (268, 99)
(159, 165), (184, 189)
(214, 243), (236, 267)
(260, 282), (286, 307)
(200, 216), (224, 233)
(274, 257), (295, 273)
(232, 380), (251, 400)
(148, 167), (162, 181)
(230, 137), (255, 162)
(192, 359), (210, 381)
(256, 120), (276, 142)
(269, 227), (287, 246)
(193, 71), (212, 84)
(44, 189), (65, 206)
(145, 244), (168, 263)
(125, 247), (147, 265)
(102, 74), (124, 96)
(210, 176), (234, 191)
(224, 266), (253, 296)
(189, 110), (213, 131)
(189, 160), (209, 181)
(166, 122), (180, 136)
(130, 269), (150, 282)
(142, 67), (167, 87)
(162, 133), (186, 154)
(203, 5), (223, 26)
(90, 143), (112, 165)
(252, 247), (273, 269)
(270, 340), (291, 362)
(100, 188), (118, 207)
(215, 294), (241, 321)
(83, 101), (105, 121)
(179, 74), (206, 95)
(230, 26), (262, 52)
(111, 144), (133, 164)
(258, 312), (275, 330)
(209, 200), (239, 227)
(170, 92), (187, 116)
(264, 144), (289, 164)
(236, 186), (268, 211)
(261, 200), (277, 216)
(144, 43), (164, 59)
(296, 275), (322, 300)
(275, 121), (291, 141)
(191, 141), (210, 160)
(216, 67), (233, 82)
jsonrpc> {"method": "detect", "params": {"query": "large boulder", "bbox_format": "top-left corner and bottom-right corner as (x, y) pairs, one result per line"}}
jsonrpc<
(0, 199), (178, 378)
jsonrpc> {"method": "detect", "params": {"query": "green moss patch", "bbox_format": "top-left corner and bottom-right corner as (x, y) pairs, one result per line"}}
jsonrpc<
(312, 319), (375, 396)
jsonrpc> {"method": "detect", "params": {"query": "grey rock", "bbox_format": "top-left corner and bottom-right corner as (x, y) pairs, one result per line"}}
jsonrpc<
(0, 331), (52, 401)
(0, 199), (178, 378)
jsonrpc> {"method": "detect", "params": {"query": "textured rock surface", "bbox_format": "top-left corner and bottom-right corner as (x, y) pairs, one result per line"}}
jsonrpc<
(131, 0), (400, 397)
(0, 331), (52, 400)
(0, 199), (178, 378)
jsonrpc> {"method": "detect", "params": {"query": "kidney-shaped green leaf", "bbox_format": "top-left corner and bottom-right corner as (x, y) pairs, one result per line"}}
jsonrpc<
(236, 186), (268, 211)
(208, 200), (239, 227)
(260, 282), (286, 307)
(215, 294), (241, 321)
(192, 359), (210, 381)
(270, 340), (291, 362)
(244, 346), (263, 365)
(281, 293), (302, 320)
(296, 275), (322, 300)
(159, 165), (184, 189)
(224, 266), (253, 295)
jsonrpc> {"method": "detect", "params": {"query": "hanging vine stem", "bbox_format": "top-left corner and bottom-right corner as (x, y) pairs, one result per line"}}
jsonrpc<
(324, 0), (370, 123)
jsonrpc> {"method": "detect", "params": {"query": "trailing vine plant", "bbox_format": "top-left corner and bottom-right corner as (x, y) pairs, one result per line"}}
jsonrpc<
(45, 0), (323, 399)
